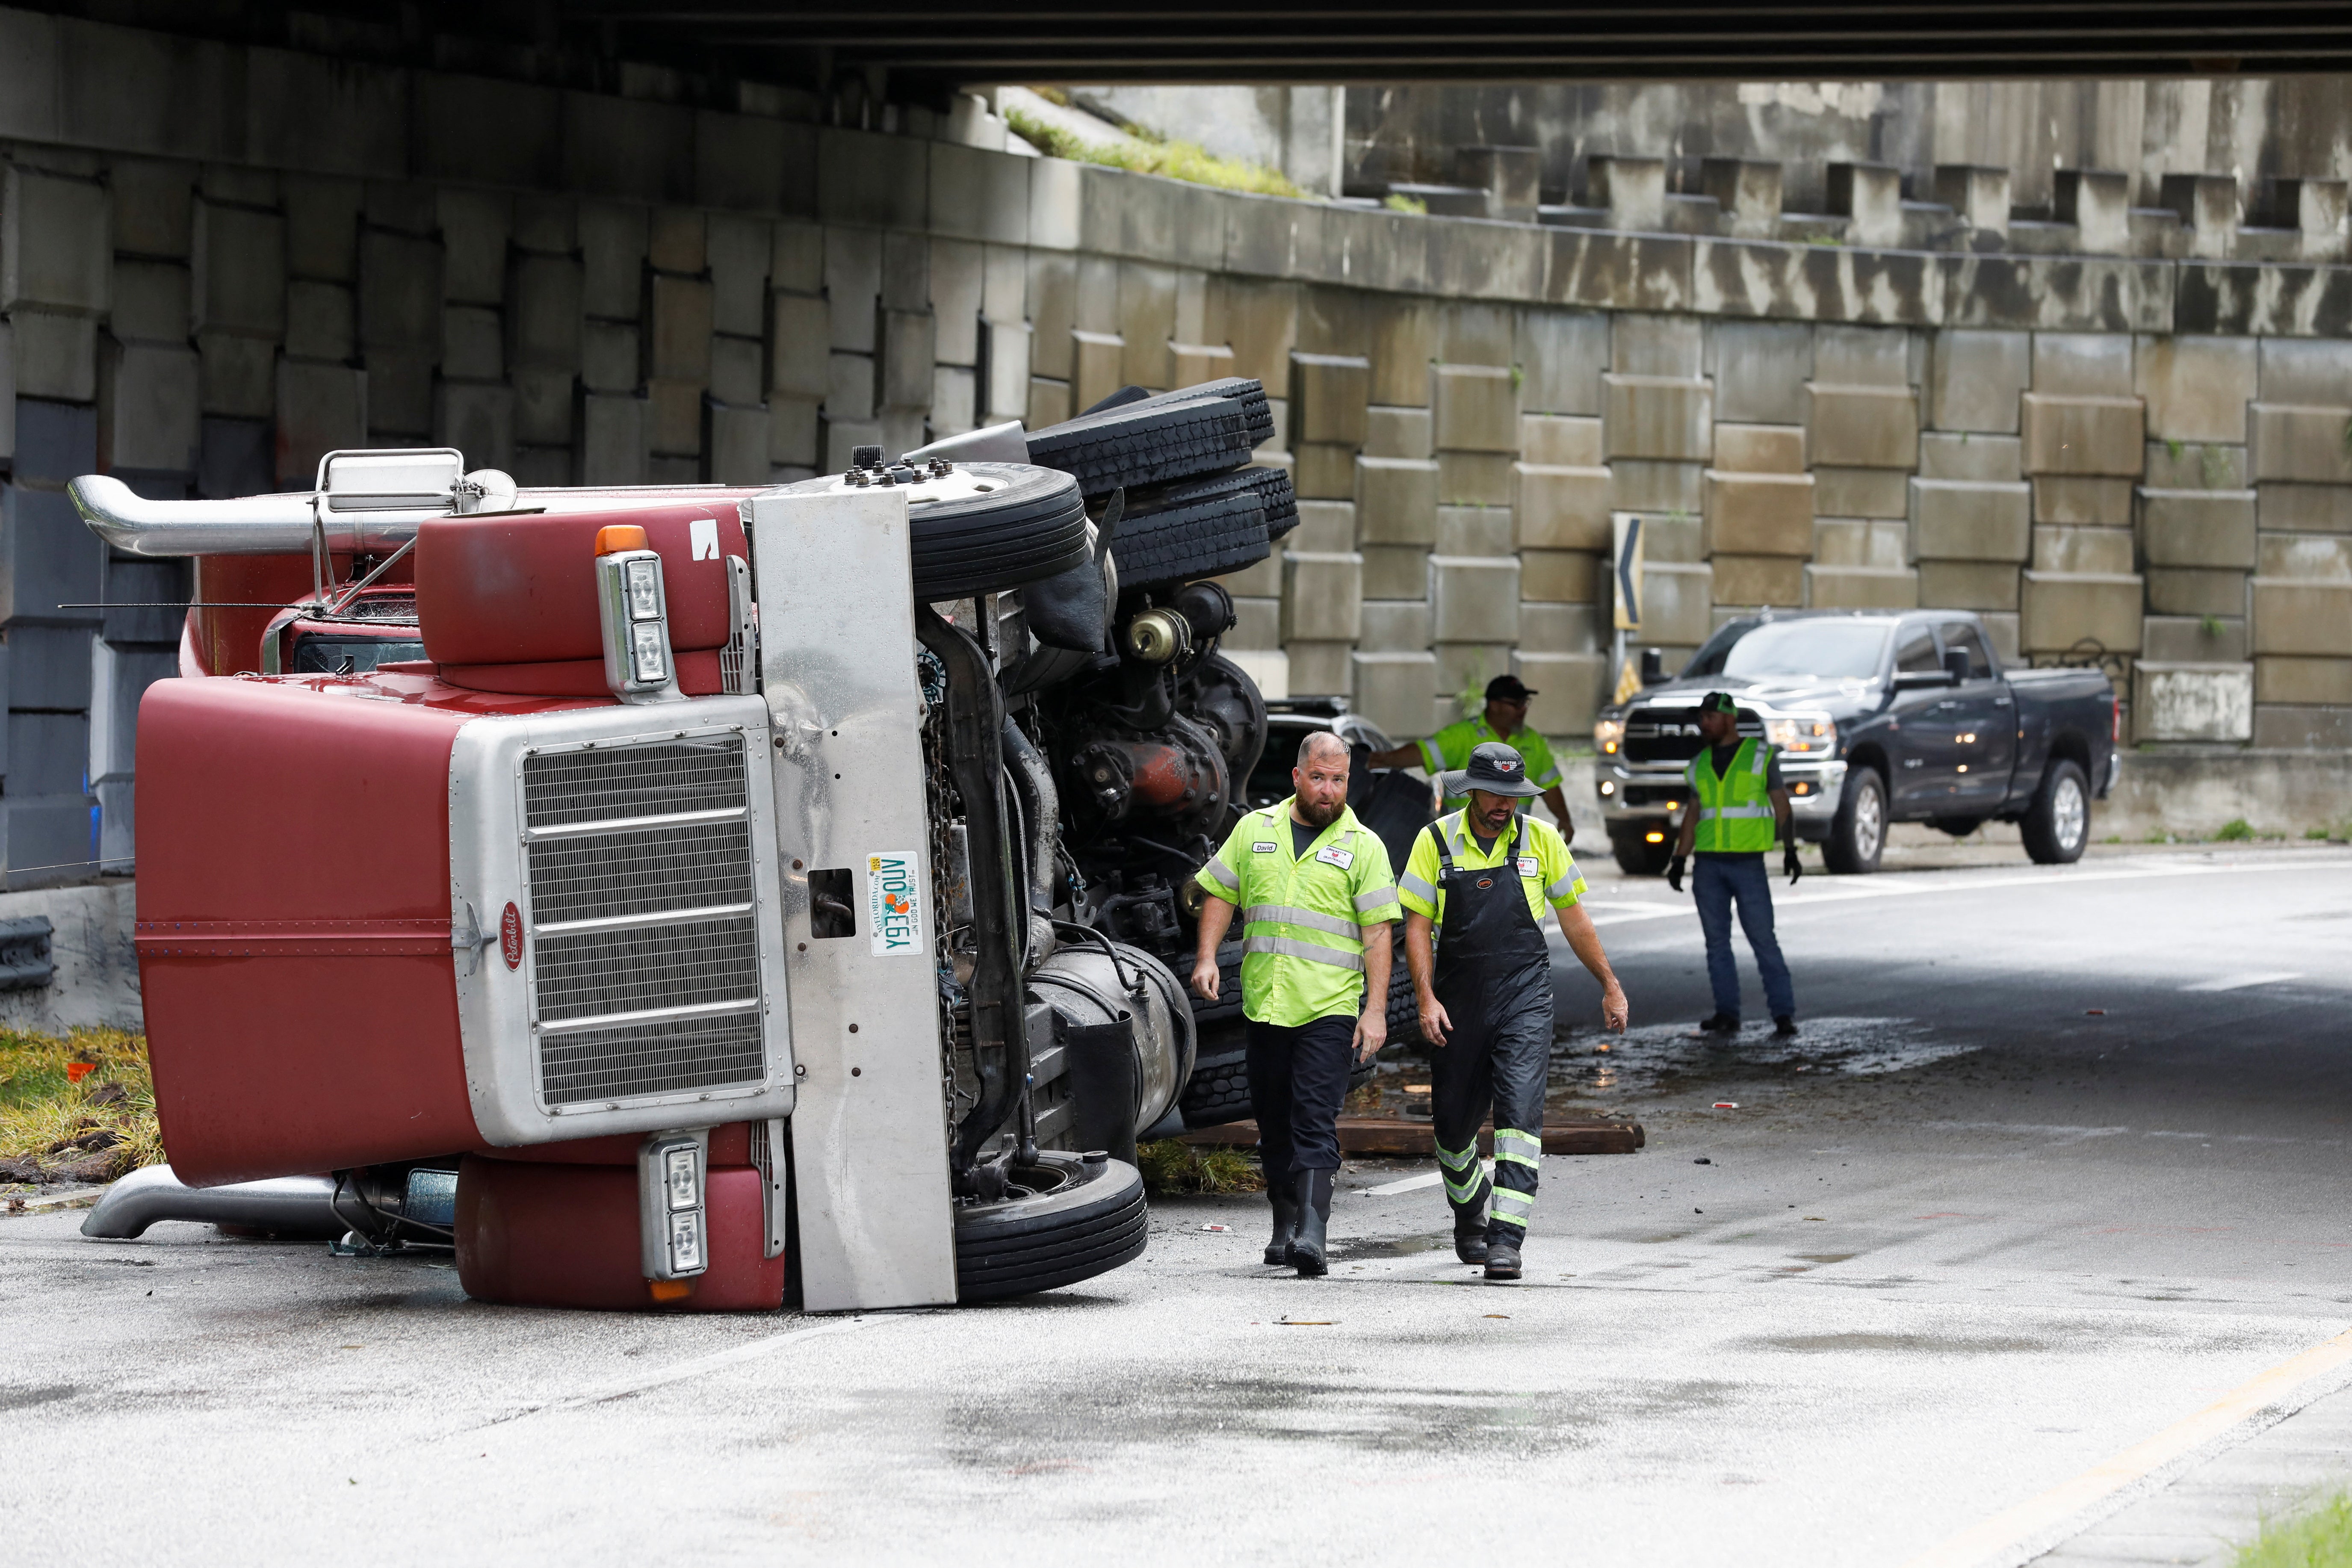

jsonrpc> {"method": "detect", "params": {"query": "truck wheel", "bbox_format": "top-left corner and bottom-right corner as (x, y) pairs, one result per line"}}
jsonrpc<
(1110, 470), (1274, 590)
(1179, 1043), (1251, 1127)
(1823, 768), (1887, 874)
(955, 1152), (1148, 1302)
(1608, 823), (1675, 877)
(1385, 927), (1425, 1049)
(2021, 759), (2091, 865)
(775, 462), (1093, 601)
(1028, 380), (1268, 497)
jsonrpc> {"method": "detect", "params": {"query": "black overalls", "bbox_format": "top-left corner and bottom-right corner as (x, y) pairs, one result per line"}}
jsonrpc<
(1426, 818), (1554, 1243)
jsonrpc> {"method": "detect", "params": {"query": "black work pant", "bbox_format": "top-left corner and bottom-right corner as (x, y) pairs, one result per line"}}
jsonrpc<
(1247, 1013), (1356, 1181)
(1429, 982), (1551, 1240)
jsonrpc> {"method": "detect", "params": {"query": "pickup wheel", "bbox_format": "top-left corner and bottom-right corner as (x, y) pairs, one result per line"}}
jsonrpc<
(1608, 823), (1675, 877)
(1823, 767), (1887, 874)
(2021, 759), (2091, 865)
(955, 1152), (1148, 1302)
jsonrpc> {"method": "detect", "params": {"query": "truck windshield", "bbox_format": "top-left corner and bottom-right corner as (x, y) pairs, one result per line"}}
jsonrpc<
(1715, 620), (1891, 679)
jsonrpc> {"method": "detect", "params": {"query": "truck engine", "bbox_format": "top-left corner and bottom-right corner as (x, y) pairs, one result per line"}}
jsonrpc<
(72, 377), (1313, 1313)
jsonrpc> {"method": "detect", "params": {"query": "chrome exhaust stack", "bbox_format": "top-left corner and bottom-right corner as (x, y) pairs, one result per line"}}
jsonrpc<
(68, 448), (521, 558)
(79, 1165), (348, 1240)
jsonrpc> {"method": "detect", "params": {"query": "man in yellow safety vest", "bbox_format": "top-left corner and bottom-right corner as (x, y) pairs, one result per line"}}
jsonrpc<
(1666, 691), (1801, 1038)
(1193, 731), (1400, 1278)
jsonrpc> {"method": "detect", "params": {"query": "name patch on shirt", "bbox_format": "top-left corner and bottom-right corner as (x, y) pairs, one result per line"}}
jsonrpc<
(1517, 855), (1540, 877)
(1313, 845), (1354, 870)
(1252, 841), (1278, 853)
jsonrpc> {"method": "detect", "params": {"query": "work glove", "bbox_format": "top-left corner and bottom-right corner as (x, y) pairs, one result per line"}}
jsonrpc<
(1783, 844), (1803, 886)
(1666, 855), (1686, 894)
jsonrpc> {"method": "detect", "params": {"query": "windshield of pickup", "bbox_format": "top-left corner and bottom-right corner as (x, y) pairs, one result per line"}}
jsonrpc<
(1705, 620), (1892, 680)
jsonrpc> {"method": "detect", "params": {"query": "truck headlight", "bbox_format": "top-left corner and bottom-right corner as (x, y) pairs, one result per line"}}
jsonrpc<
(1766, 715), (1836, 755)
(1594, 718), (1625, 756)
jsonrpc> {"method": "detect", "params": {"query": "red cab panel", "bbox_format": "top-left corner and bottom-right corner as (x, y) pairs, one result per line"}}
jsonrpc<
(135, 677), (482, 1185)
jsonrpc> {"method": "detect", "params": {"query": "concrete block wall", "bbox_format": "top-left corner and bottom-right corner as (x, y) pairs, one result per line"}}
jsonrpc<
(0, 8), (2348, 892)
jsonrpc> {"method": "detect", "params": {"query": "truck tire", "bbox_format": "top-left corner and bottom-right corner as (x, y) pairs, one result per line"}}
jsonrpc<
(1823, 766), (1887, 874)
(905, 464), (1094, 600)
(2021, 758), (2091, 865)
(1386, 926), (1426, 1049)
(777, 463), (1093, 601)
(1110, 473), (1272, 589)
(1608, 822), (1675, 877)
(1028, 382), (1266, 497)
(1179, 1043), (1251, 1127)
(955, 1152), (1148, 1302)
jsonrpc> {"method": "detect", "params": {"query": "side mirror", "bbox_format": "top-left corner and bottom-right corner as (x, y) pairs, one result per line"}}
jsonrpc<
(1639, 648), (1665, 685)
(1942, 647), (1972, 684)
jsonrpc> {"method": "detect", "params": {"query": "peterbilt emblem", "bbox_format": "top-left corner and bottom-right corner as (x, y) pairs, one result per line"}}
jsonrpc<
(500, 902), (523, 970)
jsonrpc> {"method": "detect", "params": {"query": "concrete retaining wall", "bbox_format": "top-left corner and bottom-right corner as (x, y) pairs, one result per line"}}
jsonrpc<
(0, 6), (2347, 889)
(0, 881), (140, 1034)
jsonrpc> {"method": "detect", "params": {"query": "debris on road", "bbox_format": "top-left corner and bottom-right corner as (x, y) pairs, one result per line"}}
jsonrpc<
(1714, 1101), (1740, 1109)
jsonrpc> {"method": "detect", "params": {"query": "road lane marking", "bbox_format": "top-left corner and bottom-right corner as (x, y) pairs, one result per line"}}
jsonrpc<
(471, 1311), (925, 1429)
(1896, 1323), (2352, 1568)
(1365, 1160), (1492, 1196)
(2181, 972), (2302, 992)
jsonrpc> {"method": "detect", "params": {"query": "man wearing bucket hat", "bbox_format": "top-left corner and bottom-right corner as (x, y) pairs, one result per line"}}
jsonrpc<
(1666, 691), (1801, 1039)
(1397, 741), (1630, 1282)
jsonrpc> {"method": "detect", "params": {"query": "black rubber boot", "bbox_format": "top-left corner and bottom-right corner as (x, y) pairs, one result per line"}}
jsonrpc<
(1697, 1012), (1740, 1036)
(1265, 1189), (1300, 1266)
(1484, 1234), (1523, 1282)
(1291, 1169), (1334, 1278)
(1452, 1208), (1489, 1265)
(1773, 1015), (1799, 1038)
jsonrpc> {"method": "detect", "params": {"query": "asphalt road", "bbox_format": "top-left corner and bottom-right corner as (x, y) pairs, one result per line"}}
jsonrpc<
(3, 845), (2348, 1566)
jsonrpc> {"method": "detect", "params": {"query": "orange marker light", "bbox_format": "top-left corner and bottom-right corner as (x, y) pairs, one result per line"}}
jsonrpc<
(596, 524), (650, 556)
(647, 1279), (694, 1303)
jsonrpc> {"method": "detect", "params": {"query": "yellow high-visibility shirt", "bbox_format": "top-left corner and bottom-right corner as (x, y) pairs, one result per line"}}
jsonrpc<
(1396, 809), (1586, 930)
(1195, 800), (1401, 1026)
(1417, 716), (1564, 815)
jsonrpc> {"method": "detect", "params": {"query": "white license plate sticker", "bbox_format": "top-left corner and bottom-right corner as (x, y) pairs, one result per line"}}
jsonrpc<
(867, 850), (925, 956)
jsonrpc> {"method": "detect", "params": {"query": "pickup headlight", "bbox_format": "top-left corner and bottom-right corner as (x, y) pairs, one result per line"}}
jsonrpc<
(1765, 715), (1837, 755)
(1594, 718), (1625, 756)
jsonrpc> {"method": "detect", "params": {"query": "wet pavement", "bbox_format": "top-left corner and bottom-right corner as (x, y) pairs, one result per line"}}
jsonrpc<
(2, 845), (2347, 1565)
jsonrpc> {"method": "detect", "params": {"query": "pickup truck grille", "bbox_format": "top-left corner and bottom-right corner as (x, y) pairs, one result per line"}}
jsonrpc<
(1621, 706), (1765, 767)
(521, 737), (766, 1108)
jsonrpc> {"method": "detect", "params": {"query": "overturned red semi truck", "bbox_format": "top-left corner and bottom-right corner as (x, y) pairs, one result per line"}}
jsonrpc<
(72, 387), (1305, 1311)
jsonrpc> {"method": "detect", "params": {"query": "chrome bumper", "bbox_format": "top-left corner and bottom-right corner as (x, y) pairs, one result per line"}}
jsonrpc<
(1596, 758), (1848, 827)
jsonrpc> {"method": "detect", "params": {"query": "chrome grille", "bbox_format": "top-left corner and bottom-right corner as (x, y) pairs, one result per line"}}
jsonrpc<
(522, 736), (766, 1108)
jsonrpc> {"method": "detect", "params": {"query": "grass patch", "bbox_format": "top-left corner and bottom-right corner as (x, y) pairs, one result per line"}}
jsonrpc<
(1383, 192), (1428, 216)
(1137, 1138), (1265, 1196)
(1005, 108), (1306, 198)
(2215, 817), (2256, 842)
(2234, 1488), (2352, 1566)
(0, 1027), (161, 1186)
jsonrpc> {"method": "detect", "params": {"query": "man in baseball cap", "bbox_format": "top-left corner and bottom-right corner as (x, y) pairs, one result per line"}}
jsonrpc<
(1397, 741), (1630, 1282)
(1365, 675), (1575, 839)
(1666, 691), (1800, 1039)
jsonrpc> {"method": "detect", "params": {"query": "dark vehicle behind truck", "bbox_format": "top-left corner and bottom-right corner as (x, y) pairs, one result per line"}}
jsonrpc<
(1594, 611), (2118, 875)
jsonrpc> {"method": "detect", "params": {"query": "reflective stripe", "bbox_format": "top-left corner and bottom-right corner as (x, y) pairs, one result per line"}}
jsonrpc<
(1353, 886), (1396, 914)
(1244, 904), (1362, 940)
(1435, 1140), (1485, 1205)
(1544, 874), (1580, 902)
(1435, 1139), (1478, 1170)
(1243, 935), (1364, 972)
(1202, 855), (1240, 893)
(1493, 1129), (1542, 1168)
(1398, 870), (1437, 904)
(1490, 1188), (1534, 1227)
(1534, 766), (1563, 787)
(1699, 803), (1773, 819)
(1418, 737), (1444, 773)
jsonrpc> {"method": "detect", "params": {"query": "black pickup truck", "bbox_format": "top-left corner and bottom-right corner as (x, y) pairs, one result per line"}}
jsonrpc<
(1593, 610), (2119, 875)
